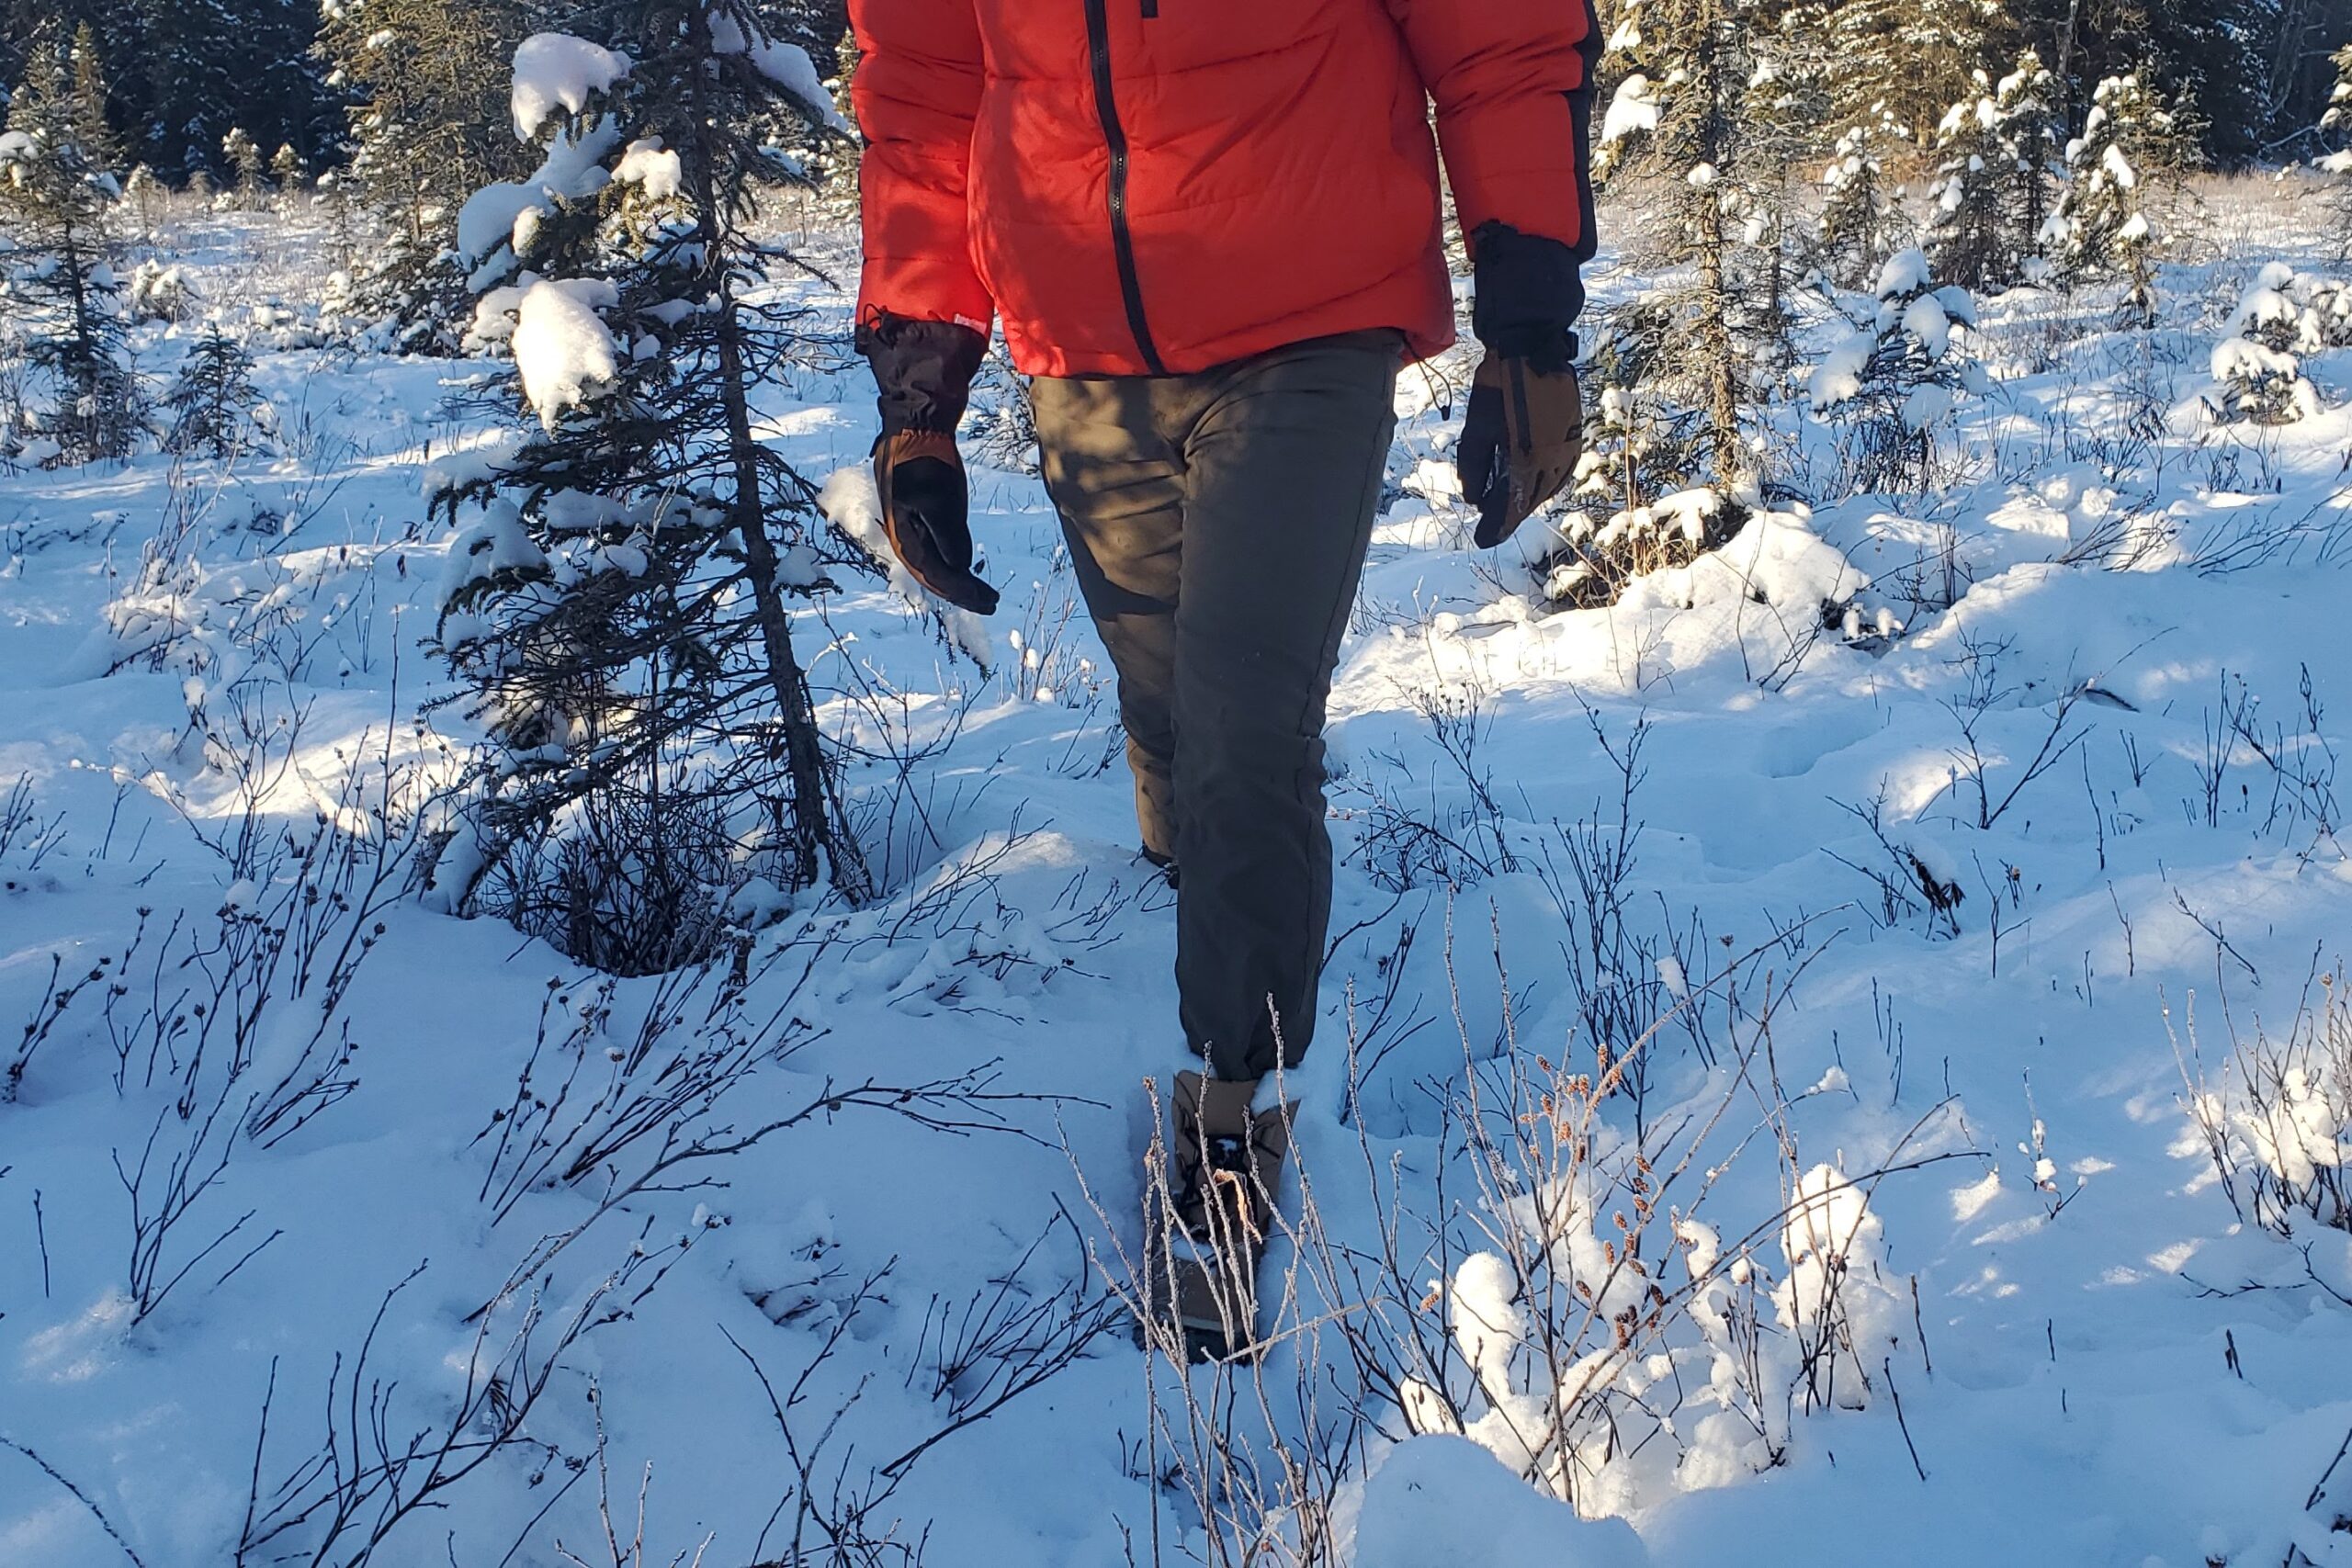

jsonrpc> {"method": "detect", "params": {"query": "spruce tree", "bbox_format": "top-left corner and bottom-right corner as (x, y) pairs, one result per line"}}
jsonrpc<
(1596, 0), (1769, 486)
(429, 6), (867, 967)
(163, 323), (257, 457)
(316, 0), (533, 352)
(1816, 0), (2000, 143)
(0, 33), (143, 466)
(1993, 51), (2061, 282)
(2045, 73), (2192, 327)
(1808, 247), (1990, 494)
(220, 125), (263, 204)
(1924, 53), (2059, 293)
(1818, 106), (1910, 290)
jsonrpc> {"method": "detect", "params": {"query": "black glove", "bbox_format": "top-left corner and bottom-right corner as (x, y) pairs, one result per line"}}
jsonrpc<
(1458, 222), (1587, 549)
(872, 429), (997, 614)
(855, 311), (998, 614)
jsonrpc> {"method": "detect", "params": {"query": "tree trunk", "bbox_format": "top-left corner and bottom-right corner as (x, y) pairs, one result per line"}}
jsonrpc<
(687, 7), (872, 904)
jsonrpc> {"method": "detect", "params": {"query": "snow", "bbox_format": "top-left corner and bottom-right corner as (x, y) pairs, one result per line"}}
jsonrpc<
(1901, 291), (1953, 357)
(509, 277), (620, 427)
(1601, 74), (1661, 145)
(1876, 246), (1933, 299)
(1354, 1438), (1649, 1568)
(1808, 333), (1871, 408)
(510, 32), (632, 141)
(7, 175), (2352, 1568)
(2211, 335), (2301, 385)
(613, 137), (682, 200)
(457, 118), (625, 265)
(747, 40), (850, 133)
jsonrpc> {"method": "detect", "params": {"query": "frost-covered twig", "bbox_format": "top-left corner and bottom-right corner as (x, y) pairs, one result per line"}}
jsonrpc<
(0, 1435), (150, 1568)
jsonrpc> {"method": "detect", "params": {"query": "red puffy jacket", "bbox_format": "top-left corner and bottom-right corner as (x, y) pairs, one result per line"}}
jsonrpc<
(849, 0), (1600, 378)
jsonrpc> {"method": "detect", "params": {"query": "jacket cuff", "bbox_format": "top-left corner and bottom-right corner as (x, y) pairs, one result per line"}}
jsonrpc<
(855, 310), (989, 435)
(1469, 221), (1585, 375)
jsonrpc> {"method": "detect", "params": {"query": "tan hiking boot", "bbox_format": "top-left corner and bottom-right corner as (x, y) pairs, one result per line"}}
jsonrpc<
(1140, 1071), (1294, 1361)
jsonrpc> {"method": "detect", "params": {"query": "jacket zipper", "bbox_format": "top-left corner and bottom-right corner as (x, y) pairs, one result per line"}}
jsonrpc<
(1082, 0), (1168, 374)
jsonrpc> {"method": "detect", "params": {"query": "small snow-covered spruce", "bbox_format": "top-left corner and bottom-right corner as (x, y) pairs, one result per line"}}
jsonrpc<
(1540, 483), (1750, 609)
(2044, 73), (2195, 328)
(163, 324), (259, 459)
(1816, 106), (1909, 291)
(1921, 72), (2005, 291)
(124, 257), (192, 322)
(428, 4), (868, 970)
(122, 162), (163, 232)
(1923, 52), (2058, 293)
(268, 142), (305, 195)
(2200, 272), (2324, 426)
(2233, 263), (2352, 357)
(0, 33), (144, 467)
(1809, 247), (1989, 494)
(220, 126), (265, 204)
(1533, 297), (1735, 607)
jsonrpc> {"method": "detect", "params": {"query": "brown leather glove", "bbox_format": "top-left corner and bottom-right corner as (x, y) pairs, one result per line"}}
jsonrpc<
(1459, 355), (1583, 548)
(1460, 220), (1589, 549)
(855, 312), (997, 614)
(872, 429), (998, 615)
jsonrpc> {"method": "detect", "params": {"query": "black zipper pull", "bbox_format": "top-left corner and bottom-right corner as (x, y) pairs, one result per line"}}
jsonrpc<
(1142, 0), (1158, 15)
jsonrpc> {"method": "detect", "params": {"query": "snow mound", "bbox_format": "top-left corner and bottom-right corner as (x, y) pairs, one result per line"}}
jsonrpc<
(510, 279), (621, 428)
(1353, 1437), (1648, 1568)
(1601, 74), (1659, 145)
(511, 33), (632, 140)
(613, 138), (682, 201)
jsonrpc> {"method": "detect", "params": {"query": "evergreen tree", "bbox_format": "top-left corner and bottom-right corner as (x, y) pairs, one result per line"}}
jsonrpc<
(162, 323), (258, 457)
(1596, 0), (1771, 486)
(1808, 247), (1990, 493)
(0, 33), (143, 465)
(429, 6), (867, 967)
(1993, 51), (2062, 281)
(2045, 73), (2193, 326)
(1923, 73), (2007, 292)
(1817, 106), (1910, 290)
(1924, 53), (2059, 293)
(1743, 10), (1838, 379)
(220, 125), (263, 203)
(317, 0), (533, 352)
(64, 22), (122, 175)
(1815, 0), (2002, 142)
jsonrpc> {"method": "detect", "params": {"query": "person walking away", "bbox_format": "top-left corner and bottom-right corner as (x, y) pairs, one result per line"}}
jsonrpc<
(849, 0), (1597, 1358)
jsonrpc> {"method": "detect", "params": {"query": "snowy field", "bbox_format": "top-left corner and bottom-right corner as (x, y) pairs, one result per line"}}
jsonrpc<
(3, 178), (2351, 1567)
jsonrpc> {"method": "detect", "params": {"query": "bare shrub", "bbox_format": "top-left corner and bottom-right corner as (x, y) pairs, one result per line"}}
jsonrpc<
(2176, 964), (2352, 1242)
(1073, 921), (1969, 1550)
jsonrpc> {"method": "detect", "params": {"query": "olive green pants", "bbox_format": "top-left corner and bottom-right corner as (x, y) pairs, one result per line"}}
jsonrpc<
(1031, 331), (1400, 1081)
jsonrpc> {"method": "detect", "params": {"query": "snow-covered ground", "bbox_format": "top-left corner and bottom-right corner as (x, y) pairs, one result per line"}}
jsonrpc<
(3, 180), (2351, 1567)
